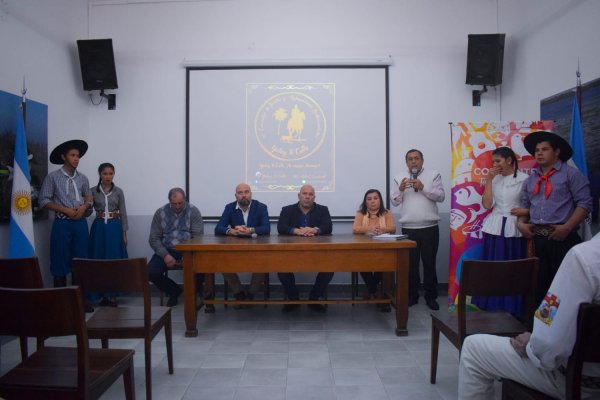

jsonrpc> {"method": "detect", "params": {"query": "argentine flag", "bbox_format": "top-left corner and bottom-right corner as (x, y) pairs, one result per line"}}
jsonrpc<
(8, 109), (35, 257)
(569, 97), (592, 241)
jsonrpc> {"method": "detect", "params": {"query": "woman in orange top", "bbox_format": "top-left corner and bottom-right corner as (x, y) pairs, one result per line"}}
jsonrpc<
(352, 189), (396, 308)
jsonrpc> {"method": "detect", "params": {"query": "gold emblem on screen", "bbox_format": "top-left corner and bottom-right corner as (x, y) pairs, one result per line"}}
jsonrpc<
(254, 92), (326, 161)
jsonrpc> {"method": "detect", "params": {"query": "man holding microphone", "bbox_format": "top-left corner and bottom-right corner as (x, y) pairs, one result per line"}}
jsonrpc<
(391, 149), (445, 310)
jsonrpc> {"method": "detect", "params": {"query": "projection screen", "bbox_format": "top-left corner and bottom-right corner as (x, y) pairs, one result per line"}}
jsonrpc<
(186, 64), (389, 219)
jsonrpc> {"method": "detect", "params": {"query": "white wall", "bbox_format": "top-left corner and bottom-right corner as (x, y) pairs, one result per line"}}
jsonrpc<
(499, 0), (600, 118)
(1, 0), (599, 286)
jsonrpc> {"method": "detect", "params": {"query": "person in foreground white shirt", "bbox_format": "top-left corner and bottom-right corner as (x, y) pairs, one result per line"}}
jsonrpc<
(458, 232), (600, 399)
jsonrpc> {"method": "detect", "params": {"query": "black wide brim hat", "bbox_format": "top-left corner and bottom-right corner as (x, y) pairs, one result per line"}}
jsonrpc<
(523, 131), (572, 162)
(49, 140), (88, 165)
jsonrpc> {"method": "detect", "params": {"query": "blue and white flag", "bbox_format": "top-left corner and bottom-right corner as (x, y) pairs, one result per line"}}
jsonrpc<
(569, 96), (588, 176)
(569, 96), (592, 241)
(8, 109), (35, 257)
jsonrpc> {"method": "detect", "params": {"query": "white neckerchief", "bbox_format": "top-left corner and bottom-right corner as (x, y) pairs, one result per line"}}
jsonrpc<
(100, 185), (113, 224)
(61, 168), (80, 201)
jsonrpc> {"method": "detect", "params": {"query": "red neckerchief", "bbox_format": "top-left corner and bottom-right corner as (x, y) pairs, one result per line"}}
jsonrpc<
(533, 168), (557, 199)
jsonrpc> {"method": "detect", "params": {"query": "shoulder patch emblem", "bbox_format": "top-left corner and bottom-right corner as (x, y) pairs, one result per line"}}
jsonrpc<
(534, 292), (560, 325)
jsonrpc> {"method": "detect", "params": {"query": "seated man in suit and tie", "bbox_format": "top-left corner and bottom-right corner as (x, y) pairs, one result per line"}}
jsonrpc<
(277, 184), (333, 313)
(215, 183), (270, 304)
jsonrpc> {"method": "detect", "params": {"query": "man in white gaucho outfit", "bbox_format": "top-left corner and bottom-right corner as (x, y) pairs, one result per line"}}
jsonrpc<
(458, 233), (600, 399)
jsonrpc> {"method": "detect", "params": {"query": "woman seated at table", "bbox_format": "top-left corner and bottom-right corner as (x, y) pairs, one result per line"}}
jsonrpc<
(352, 189), (397, 309)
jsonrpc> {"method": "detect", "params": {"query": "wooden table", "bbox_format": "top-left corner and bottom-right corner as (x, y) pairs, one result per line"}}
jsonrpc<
(176, 234), (415, 337)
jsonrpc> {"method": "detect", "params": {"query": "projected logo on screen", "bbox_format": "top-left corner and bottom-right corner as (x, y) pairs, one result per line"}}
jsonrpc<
(246, 84), (334, 192)
(254, 92), (326, 161)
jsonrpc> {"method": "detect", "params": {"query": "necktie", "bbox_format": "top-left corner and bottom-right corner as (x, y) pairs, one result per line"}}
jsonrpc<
(533, 168), (557, 199)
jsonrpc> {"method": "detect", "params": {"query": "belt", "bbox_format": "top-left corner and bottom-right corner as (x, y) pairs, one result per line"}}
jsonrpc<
(56, 212), (71, 219)
(532, 224), (555, 237)
(97, 211), (121, 219)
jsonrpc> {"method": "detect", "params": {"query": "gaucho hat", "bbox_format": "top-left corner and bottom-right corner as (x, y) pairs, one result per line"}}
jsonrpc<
(523, 131), (572, 162)
(49, 140), (88, 165)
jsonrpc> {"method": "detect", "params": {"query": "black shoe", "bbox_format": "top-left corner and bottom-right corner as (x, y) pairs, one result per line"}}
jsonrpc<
(408, 297), (418, 307)
(204, 304), (216, 313)
(233, 291), (247, 310)
(282, 304), (300, 312)
(99, 297), (110, 307)
(108, 298), (118, 307)
(202, 294), (216, 313)
(166, 287), (182, 307)
(308, 303), (327, 313)
(85, 304), (94, 313)
(53, 276), (67, 288)
(426, 298), (440, 310)
(377, 303), (392, 312)
(245, 293), (255, 308)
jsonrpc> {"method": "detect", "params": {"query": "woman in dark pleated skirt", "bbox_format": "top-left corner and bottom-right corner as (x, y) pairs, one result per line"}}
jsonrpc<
(89, 162), (128, 307)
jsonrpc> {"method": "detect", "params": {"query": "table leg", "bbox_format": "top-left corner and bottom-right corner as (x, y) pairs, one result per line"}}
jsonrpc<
(395, 250), (409, 336)
(183, 252), (198, 337)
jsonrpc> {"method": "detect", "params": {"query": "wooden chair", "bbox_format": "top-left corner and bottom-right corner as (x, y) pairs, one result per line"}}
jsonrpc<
(502, 303), (600, 400)
(430, 257), (539, 384)
(0, 257), (45, 360)
(72, 257), (173, 400)
(0, 286), (135, 399)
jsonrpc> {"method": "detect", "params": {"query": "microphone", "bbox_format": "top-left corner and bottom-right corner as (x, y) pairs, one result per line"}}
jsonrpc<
(411, 168), (419, 192)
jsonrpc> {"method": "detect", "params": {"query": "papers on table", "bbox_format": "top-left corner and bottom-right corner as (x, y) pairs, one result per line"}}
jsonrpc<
(372, 233), (409, 241)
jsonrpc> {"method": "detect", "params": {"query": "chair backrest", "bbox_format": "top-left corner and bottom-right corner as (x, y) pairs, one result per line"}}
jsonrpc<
(0, 287), (89, 393)
(0, 257), (44, 288)
(457, 257), (540, 335)
(566, 303), (600, 399)
(72, 257), (151, 323)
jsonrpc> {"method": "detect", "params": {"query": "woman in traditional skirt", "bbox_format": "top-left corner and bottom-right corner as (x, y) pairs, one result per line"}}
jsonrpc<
(89, 162), (128, 307)
(472, 147), (529, 315)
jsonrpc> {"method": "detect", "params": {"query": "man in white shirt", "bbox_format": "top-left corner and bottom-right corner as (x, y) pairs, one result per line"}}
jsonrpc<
(458, 233), (600, 399)
(391, 149), (445, 310)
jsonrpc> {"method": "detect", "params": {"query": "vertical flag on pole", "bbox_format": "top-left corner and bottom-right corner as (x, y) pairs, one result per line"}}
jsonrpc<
(8, 108), (35, 257)
(569, 97), (588, 176)
(569, 95), (592, 241)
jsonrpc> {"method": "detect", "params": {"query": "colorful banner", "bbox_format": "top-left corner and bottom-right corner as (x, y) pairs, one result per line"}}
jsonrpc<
(448, 121), (554, 309)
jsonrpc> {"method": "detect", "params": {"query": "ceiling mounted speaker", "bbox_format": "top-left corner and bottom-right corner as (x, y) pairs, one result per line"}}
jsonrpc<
(77, 39), (118, 91)
(466, 34), (505, 86)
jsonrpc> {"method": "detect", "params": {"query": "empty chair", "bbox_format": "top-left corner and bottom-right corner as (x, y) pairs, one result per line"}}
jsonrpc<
(430, 257), (539, 384)
(0, 286), (135, 399)
(0, 257), (44, 360)
(72, 257), (173, 400)
(502, 302), (600, 400)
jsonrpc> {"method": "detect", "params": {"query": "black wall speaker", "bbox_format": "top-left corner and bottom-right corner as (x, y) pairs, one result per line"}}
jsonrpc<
(466, 34), (505, 86)
(77, 39), (118, 91)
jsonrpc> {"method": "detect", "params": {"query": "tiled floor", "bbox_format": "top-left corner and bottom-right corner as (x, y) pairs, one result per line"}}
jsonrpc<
(0, 292), (466, 400)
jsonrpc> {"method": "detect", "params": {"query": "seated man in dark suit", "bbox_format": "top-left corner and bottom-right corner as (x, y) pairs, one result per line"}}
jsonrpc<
(215, 183), (270, 303)
(277, 184), (333, 313)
